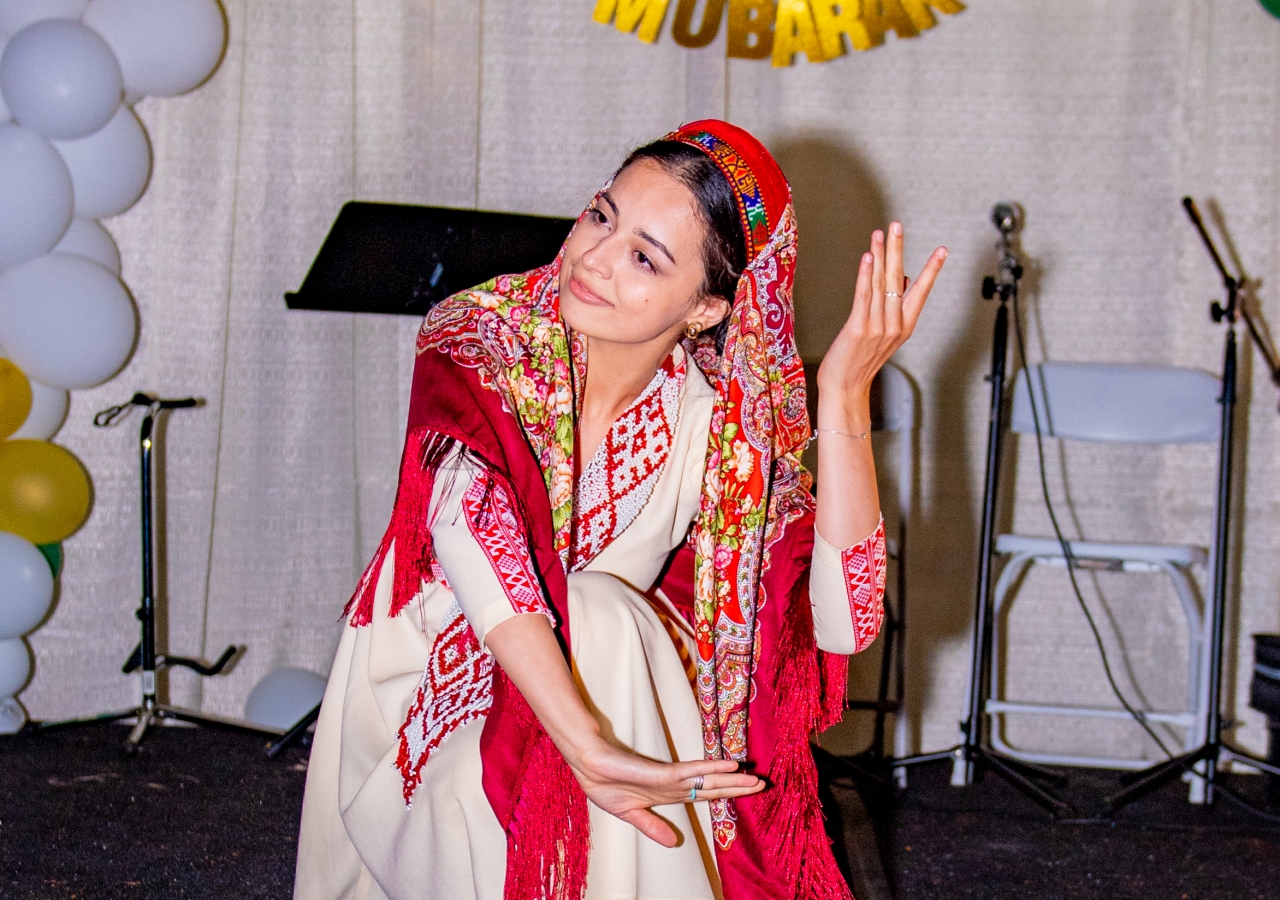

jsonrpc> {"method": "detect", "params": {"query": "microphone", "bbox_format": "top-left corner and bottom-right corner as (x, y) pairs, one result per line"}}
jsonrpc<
(991, 202), (1021, 235)
(981, 202), (1024, 300)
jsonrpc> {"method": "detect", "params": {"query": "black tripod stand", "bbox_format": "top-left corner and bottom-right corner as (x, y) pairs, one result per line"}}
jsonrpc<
(883, 204), (1073, 815)
(36, 393), (281, 753)
(1106, 199), (1280, 810)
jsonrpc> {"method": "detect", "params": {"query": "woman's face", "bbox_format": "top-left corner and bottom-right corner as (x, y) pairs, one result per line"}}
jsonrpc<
(559, 159), (729, 350)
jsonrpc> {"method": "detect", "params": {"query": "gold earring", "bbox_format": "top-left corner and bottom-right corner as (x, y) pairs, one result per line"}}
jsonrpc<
(685, 322), (702, 339)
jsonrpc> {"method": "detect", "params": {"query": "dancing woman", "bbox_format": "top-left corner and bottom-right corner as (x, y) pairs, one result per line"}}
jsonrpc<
(295, 119), (946, 900)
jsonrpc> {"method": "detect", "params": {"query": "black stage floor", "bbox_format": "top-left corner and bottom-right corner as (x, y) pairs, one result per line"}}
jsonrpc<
(1, 722), (1277, 899)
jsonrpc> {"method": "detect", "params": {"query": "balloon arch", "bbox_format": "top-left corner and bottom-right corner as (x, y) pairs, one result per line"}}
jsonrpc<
(0, 0), (227, 732)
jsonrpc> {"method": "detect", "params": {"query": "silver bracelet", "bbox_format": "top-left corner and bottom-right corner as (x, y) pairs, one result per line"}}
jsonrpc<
(805, 427), (871, 449)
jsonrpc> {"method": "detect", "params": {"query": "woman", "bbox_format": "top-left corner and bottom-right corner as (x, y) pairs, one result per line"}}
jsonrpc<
(295, 120), (946, 900)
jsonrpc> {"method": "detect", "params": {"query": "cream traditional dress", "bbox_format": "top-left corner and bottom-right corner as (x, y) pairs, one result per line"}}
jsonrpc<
(295, 345), (885, 900)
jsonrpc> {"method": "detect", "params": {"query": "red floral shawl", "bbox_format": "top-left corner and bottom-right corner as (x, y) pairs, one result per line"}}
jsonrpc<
(345, 120), (851, 900)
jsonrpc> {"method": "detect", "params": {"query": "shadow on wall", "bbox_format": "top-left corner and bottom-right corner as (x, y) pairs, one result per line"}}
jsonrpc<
(772, 135), (885, 360)
(774, 135), (967, 753)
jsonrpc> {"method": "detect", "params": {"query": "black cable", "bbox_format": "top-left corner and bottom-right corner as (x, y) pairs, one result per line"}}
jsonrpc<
(1007, 292), (1175, 759)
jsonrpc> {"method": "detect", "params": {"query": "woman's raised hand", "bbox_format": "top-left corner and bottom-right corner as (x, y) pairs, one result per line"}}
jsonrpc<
(817, 223), (946, 403)
(569, 742), (763, 848)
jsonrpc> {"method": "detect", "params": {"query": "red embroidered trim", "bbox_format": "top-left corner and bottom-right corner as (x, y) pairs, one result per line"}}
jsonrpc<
(395, 601), (493, 805)
(841, 519), (887, 653)
(462, 471), (554, 621)
(570, 353), (684, 571)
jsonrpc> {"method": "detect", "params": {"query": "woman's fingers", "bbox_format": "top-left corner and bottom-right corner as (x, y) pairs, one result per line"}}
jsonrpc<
(848, 250), (873, 329)
(903, 246), (948, 332)
(620, 809), (680, 848)
(868, 230), (886, 335)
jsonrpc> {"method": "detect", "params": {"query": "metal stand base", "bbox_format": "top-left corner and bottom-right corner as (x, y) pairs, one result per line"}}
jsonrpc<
(35, 698), (282, 755)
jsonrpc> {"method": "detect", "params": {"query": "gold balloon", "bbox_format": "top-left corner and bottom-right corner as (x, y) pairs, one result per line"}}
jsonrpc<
(0, 439), (92, 544)
(773, 0), (827, 65)
(727, 0), (775, 59)
(0, 360), (33, 441)
(593, 0), (672, 43)
(672, 0), (725, 47)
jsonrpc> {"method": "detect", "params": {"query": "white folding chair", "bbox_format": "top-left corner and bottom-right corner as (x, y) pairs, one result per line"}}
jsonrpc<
(987, 362), (1218, 791)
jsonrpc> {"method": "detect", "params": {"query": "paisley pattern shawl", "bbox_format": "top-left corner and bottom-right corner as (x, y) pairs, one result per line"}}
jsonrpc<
(669, 123), (812, 848)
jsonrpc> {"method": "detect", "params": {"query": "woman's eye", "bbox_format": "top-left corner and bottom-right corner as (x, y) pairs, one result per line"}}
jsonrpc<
(635, 251), (653, 271)
(589, 208), (608, 225)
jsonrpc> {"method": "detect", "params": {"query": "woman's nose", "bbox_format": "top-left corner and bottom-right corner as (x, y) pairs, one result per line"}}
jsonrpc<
(580, 234), (613, 279)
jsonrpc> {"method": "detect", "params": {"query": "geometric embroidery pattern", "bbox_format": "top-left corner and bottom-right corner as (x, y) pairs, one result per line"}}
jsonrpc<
(463, 471), (554, 622)
(841, 518), (887, 654)
(395, 600), (493, 805)
(571, 352), (684, 572)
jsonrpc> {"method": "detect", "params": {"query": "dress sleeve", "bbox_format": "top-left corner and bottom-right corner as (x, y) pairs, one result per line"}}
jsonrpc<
(807, 518), (887, 655)
(429, 449), (555, 645)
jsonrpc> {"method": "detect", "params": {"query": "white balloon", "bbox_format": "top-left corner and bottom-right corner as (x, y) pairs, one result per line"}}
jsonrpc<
(0, 253), (137, 389)
(52, 104), (150, 219)
(12, 378), (68, 440)
(0, 637), (31, 698)
(51, 217), (120, 275)
(82, 0), (226, 98)
(0, 123), (72, 268)
(0, 532), (54, 640)
(0, 0), (89, 39)
(0, 19), (122, 140)
(0, 41), (8, 121)
(0, 695), (25, 733)
(244, 667), (328, 730)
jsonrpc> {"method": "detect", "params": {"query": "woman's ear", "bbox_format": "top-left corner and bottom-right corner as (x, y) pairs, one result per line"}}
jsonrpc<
(696, 295), (731, 332)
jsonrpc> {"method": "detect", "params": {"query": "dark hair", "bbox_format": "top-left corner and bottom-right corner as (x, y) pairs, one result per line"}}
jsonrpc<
(618, 140), (746, 342)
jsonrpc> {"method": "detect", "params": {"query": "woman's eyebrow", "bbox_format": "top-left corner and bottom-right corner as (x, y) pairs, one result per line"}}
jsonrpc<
(636, 230), (676, 265)
(601, 190), (675, 265)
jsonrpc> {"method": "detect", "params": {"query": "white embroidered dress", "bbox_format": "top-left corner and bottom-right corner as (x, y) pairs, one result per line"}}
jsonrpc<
(294, 345), (885, 900)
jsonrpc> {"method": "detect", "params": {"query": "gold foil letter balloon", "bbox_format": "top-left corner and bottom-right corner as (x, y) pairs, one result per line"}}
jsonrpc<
(672, 0), (726, 48)
(772, 0), (826, 65)
(727, 0), (775, 59)
(593, 0), (673, 43)
(0, 361), (33, 441)
(0, 439), (92, 544)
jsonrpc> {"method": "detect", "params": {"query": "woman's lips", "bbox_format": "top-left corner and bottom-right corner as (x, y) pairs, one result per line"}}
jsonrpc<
(568, 275), (612, 307)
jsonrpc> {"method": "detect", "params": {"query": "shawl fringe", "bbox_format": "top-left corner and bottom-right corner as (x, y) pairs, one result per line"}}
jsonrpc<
(759, 577), (852, 900)
(344, 428), (457, 626)
(494, 670), (591, 900)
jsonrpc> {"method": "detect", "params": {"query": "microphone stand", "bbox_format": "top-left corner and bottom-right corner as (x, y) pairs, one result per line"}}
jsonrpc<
(1106, 198), (1280, 810)
(884, 209), (1073, 816)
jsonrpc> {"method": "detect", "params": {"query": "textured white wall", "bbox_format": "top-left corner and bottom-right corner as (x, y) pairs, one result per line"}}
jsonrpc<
(24, 0), (1280, 764)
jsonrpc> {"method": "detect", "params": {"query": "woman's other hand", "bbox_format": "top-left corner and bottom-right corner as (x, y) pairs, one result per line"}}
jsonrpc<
(483, 613), (761, 848)
(569, 742), (762, 847)
(816, 222), (946, 408)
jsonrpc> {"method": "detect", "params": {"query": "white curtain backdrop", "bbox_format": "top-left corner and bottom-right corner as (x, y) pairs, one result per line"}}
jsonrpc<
(25, 0), (1280, 763)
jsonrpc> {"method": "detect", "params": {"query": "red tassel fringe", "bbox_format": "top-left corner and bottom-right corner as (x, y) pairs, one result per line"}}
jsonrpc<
(759, 585), (854, 900)
(497, 670), (591, 900)
(343, 429), (457, 626)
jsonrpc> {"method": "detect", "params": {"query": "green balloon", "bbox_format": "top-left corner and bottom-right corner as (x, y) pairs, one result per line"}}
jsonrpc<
(1261, 0), (1280, 19)
(37, 542), (62, 577)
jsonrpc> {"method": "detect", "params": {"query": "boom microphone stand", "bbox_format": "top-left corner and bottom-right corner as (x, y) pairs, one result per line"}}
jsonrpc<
(1106, 198), (1280, 810)
(36, 393), (282, 754)
(884, 205), (1072, 816)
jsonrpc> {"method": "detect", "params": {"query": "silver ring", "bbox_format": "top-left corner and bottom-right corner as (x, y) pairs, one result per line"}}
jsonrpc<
(693, 775), (705, 790)
(885, 291), (902, 299)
